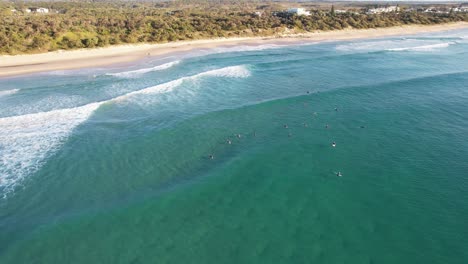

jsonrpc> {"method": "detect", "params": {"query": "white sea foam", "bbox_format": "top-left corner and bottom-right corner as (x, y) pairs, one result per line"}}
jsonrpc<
(209, 44), (283, 54)
(0, 103), (102, 195)
(386, 42), (455, 52)
(112, 65), (250, 102)
(0, 65), (250, 195)
(3, 94), (88, 118)
(197, 65), (251, 78)
(107, 60), (180, 78)
(336, 39), (455, 53)
(42, 70), (75, 76)
(111, 79), (184, 102)
(335, 40), (398, 52)
(0, 89), (19, 98)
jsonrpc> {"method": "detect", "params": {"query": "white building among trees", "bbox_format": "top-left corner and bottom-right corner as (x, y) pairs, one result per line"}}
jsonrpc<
(26, 7), (49, 14)
(367, 6), (399, 14)
(287, 8), (311, 16)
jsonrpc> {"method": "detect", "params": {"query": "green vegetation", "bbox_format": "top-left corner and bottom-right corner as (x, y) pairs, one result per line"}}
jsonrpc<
(0, 1), (467, 55)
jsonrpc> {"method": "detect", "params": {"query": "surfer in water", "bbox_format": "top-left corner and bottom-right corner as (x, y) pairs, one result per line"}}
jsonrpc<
(237, 134), (242, 139)
(209, 154), (214, 160)
(336, 171), (342, 177)
(332, 142), (336, 147)
(325, 124), (329, 129)
(284, 124), (288, 129)
(226, 139), (232, 145)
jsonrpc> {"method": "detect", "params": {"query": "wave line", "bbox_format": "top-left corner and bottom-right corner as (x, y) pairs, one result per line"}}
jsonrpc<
(0, 89), (19, 98)
(0, 65), (251, 196)
(106, 61), (180, 78)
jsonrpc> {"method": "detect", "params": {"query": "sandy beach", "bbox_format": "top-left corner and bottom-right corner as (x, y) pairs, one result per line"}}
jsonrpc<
(1, 22), (467, 78)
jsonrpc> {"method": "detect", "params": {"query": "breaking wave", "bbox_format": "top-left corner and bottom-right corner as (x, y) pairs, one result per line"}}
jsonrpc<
(197, 65), (251, 78)
(209, 44), (283, 54)
(112, 65), (250, 102)
(2, 94), (89, 118)
(0, 89), (19, 98)
(0, 65), (250, 195)
(0, 103), (102, 196)
(107, 61), (180, 78)
(386, 42), (455, 52)
(336, 39), (455, 53)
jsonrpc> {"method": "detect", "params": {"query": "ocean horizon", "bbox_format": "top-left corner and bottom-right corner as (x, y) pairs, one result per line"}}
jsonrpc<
(1, 28), (468, 263)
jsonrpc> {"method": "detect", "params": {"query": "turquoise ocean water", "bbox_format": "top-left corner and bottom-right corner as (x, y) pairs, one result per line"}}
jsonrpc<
(1, 29), (468, 263)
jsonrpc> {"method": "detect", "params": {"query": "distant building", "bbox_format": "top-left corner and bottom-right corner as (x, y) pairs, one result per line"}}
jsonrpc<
(334, 9), (360, 15)
(287, 8), (311, 16)
(367, 6), (399, 14)
(423, 7), (436, 13)
(27, 7), (49, 14)
(423, 7), (448, 14)
(453, 5), (468, 12)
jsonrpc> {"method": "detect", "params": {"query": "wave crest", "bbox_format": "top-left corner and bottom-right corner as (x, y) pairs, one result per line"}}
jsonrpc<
(0, 89), (19, 98)
(106, 61), (180, 78)
(112, 65), (250, 102)
(336, 39), (455, 53)
(0, 65), (251, 195)
(0, 103), (102, 196)
(198, 65), (251, 78)
(209, 44), (283, 54)
(386, 42), (455, 52)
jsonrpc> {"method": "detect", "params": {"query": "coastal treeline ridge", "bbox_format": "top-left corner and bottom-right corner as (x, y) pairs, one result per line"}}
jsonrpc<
(0, 1), (467, 55)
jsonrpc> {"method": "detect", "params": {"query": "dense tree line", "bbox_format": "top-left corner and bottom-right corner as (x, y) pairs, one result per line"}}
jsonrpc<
(0, 1), (466, 54)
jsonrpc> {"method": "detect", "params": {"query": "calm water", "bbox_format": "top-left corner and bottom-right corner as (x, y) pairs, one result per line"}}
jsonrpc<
(1, 30), (468, 263)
